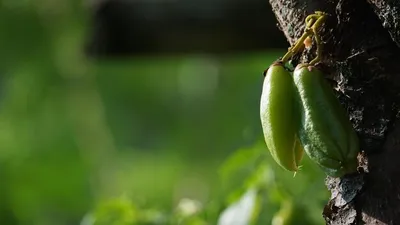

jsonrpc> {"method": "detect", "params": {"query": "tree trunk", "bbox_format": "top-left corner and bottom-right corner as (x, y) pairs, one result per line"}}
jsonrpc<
(268, 0), (400, 224)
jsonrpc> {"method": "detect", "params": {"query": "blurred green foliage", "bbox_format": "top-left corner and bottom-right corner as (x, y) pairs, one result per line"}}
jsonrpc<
(0, 1), (328, 225)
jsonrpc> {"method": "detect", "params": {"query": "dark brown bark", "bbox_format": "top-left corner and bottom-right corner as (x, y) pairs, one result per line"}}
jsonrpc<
(367, 0), (400, 48)
(269, 0), (400, 224)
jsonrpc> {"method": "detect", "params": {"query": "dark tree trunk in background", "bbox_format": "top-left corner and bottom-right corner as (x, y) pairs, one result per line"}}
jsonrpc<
(269, 0), (400, 224)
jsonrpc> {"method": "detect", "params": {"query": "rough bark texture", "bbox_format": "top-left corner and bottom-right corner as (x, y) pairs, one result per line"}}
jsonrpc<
(367, 0), (400, 48)
(269, 0), (400, 224)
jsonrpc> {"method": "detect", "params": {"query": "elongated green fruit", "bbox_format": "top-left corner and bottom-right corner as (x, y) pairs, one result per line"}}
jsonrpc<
(294, 138), (304, 165)
(260, 61), (303, 171)
(293, 64), (359, 177)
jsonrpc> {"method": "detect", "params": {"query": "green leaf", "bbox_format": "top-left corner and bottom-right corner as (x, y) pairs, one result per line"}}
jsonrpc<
(219, 147), (261, 178)
(91, 196), (137, 225)
(217, 188), (258, 225)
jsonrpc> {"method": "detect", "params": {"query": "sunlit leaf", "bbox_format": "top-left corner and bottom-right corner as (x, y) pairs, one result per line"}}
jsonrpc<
(85, 196), (139, 225)
(219, 145), (265, 186)
(217, 188), (258, 225)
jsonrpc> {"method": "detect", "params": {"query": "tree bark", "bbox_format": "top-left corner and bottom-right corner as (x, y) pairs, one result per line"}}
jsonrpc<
(268, 0), (400, 224)
(367, 0), (400, 48)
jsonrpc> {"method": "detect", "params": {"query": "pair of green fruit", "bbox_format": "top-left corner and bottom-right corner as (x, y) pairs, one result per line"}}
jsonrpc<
(260, 61), (359, 177)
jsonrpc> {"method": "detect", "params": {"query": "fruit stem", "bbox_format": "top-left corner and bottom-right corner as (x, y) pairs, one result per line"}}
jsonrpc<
(281, 11), (327, 65)
(309, 12), (327, 65)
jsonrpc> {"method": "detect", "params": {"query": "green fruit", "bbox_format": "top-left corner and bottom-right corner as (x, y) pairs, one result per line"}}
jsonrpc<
(260, 61), (303, 171)
(293, 64), (359, 177)
(294, 138), (304, 165)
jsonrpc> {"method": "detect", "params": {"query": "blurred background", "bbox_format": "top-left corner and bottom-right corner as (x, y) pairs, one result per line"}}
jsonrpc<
(0, 0), (329, 224)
